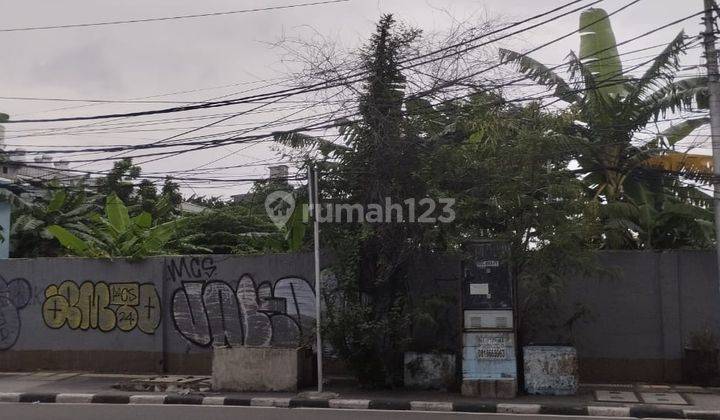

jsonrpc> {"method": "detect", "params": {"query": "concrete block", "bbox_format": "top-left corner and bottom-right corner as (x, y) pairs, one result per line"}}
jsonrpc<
(495, 379), (516, 399)
(202, 396), (226, 405)
(587, 406), (631, 417)
(523, 346), (578, 395)
(55, 393), (94, 403)
(328, 399), (370, 409)
(410, 401), (453, 411)
(251, 397), (291, 407)
(497, 403), (541, 414)
(403, 352), (456, 390)
(479, 379), (496, 398)
(129, 395), (166, 404)
(461, 379), (479, 396)
(0, 393), (21, 402)
(212, 347), (313, 392)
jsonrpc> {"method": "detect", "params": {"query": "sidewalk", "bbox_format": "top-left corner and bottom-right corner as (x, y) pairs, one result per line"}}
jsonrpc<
(1, 371), (720, 419)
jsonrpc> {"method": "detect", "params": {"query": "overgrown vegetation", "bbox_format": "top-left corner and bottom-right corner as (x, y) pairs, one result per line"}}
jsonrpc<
(4, 7), (715, 388)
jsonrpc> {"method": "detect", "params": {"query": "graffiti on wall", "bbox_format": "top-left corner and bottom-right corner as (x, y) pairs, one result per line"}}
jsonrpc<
(0, 276), (31, 350)
(42, 281), (161, 334)
(169, 257), (316, 348)
(167, 256), (217, 282)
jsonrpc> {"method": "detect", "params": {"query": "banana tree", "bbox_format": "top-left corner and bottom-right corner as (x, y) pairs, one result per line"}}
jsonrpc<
(499, 7), (709, 202)
(500, 7), (714, 248)
(48, 193), (186, 258)
(11, 188), (98, 257)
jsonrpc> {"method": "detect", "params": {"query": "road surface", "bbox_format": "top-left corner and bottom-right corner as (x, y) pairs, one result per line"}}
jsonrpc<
(0, 404), (637, 420)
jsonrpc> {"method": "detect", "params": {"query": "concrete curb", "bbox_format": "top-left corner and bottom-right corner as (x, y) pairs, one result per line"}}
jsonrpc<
(0, 392), (714, 418)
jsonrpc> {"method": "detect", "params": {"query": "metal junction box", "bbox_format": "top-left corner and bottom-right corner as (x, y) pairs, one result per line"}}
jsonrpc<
(461, 241), (517, 397)
(462, 331), (517, 380)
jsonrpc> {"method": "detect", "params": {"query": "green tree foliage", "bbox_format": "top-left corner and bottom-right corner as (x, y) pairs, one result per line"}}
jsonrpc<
(171, 177), (304, 254)
(416, 91), (598, 343)
(11, 187), (99, 257)
(499, 7), (713, 249)
(95, 158), (181, 223)
(171, 207), (285, 255)
(277, 15), (429, 387)
(48, 193), (186, 258)
(96, 158), (140, 204)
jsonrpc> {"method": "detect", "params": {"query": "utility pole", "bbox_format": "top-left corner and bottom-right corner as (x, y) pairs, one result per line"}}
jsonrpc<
(703, 0), (720, 285)
(307, 165), (323, 393)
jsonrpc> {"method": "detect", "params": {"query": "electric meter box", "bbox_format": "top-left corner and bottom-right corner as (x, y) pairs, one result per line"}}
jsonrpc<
(461, 241), (517, 395)
(462, 241), (512, 330)
(462, 241), (512, 311)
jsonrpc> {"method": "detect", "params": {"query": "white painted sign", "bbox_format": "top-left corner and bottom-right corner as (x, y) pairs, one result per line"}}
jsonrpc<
(477, 336), (507, 359)
(469, 283), (489, 296)
(476, 260), (500, 268)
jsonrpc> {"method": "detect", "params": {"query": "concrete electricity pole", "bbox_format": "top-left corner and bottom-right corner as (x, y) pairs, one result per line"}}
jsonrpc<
(703, 0), (720, 282)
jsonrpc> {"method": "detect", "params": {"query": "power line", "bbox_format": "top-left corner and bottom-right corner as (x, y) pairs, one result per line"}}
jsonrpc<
(7, 4), (696, 166)
(3, 1), (681, 166)
(0, 96), (210, 104)
(2, 0), (599, 124)
(0, 0), (350, 33)
(9, 0), (696, 188)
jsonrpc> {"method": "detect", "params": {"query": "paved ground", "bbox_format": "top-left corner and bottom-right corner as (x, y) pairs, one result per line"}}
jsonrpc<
(2, 371), (720, 418)
(0, 404), (637, 420)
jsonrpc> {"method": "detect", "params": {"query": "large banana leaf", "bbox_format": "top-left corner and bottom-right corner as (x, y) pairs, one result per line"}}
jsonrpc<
(579, 8), (624, 99)
(623, 31), (687, 108)
(105, 193), (130, 233)
(10, 214), (43, 235)
(273, 130), (350, 156)
(142, 219), (185, 253)
(634, 77), (707, 124)
(656, 117), (711, 148)
(47, 225), (90, 254)
(62, 203), (98, 218)
(47, 190), (67, 213)
(498, 49), (579, 103)
(132, 212), (152, 229)
(644, 152), (713, 174)
(285, 201), (309, 251)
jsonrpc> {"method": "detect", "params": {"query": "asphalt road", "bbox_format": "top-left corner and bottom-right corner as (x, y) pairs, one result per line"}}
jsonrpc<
(0, 404), (637, 420)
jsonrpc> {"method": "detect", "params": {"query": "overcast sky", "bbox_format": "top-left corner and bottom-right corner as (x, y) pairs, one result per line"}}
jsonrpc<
(0, 0), (709, 197)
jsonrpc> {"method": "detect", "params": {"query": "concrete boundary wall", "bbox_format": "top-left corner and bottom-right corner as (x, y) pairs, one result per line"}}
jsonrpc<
(403, 250), (719, 383)
(541, 251), (719, 383)
(0, 253), (320, 373)
(0, 250), (716, 382)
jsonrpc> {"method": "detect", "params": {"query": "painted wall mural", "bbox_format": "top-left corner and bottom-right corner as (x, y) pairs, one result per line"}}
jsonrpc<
(42, 281), (161, 334)
(0, 276), (31, 350)
(168, 257), (317, 348)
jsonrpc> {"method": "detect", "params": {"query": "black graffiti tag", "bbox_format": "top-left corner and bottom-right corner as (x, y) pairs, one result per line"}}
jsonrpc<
(0, 277), (31, 350)
(167, 257), (217, 282)
(171, 274), (316, 348)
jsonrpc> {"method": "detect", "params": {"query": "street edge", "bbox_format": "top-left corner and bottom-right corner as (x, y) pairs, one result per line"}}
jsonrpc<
(0, 393), (716, 418)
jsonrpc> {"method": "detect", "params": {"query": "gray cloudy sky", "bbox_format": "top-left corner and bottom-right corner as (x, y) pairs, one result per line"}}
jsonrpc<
(0, 0), (707, 197)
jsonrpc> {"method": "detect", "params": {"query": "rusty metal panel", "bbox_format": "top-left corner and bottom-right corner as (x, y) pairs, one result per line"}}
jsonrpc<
(462, 332), (517, 380)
